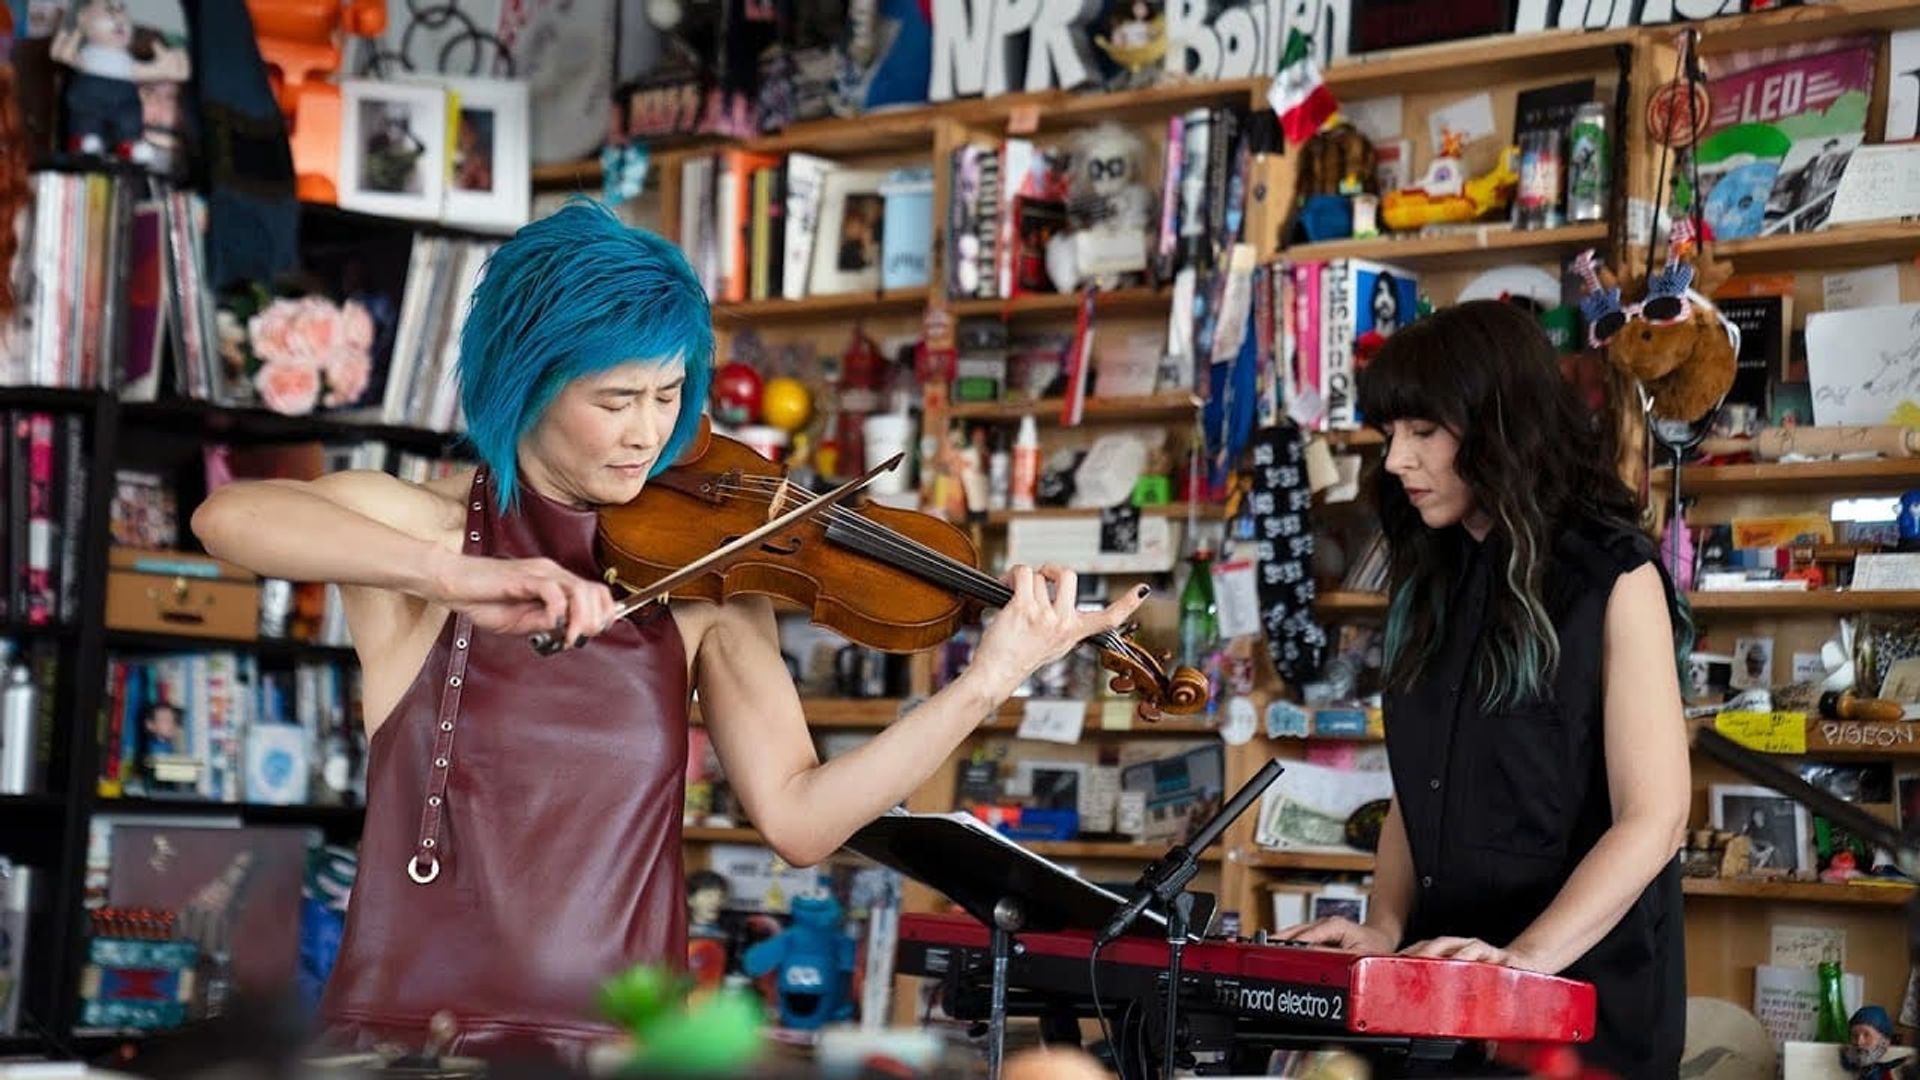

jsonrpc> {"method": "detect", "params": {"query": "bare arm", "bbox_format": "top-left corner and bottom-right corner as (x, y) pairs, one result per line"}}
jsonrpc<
(698, 567), (1147, 867)
(1274, 797), (1413, 951)
(1406, 564), (1691, 972)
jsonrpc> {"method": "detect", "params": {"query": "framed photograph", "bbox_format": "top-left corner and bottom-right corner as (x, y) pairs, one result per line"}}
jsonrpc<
(1012, 760), (1089, 815)
(1309, 884), (1369, 925)
(1268, 883), (1315, 930)
(436, 77), (532, 234)
(1710, 784), (1814, 874)
(338, 79), (448, 222)
(807, 168), (889, 296)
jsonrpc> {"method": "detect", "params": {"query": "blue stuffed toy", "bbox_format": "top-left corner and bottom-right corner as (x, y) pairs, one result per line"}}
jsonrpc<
(740, 893), (856, 1030)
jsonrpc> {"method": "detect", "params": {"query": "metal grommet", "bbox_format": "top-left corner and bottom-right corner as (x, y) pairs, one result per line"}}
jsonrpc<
(435, 756), (449, 768)
(422, 837), (436, 848)
(449, 675), (462, 687)
(428, 795), (442, 807)
(408, 856), (441, 884)
(441, 721), (453, 732)
(455, 638), (468, 649)
(472, 501), (483, 511)
(468, 531), (481, 542)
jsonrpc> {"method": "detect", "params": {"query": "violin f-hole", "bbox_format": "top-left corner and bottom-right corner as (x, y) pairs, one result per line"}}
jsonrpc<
(719, 533), (805, 557)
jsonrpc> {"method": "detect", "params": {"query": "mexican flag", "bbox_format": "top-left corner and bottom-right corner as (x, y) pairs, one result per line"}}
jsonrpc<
(1269, 30), (1338, 147)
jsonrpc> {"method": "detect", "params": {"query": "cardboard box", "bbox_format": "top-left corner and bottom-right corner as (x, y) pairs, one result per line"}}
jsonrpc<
(105, 547), (259, 640)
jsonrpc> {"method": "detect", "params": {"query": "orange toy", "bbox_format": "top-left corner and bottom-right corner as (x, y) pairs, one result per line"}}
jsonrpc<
(245, 0), (387, 203)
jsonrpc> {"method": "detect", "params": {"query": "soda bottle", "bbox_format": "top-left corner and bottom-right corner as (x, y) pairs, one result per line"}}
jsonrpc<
(1815, 960), (1849, 1042)
(1178, 549), (1218, 668)
(1567, 102), (1610, 223)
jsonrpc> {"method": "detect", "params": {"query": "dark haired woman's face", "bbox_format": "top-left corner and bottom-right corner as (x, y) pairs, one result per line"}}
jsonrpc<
(1383, 419), (1484, 536)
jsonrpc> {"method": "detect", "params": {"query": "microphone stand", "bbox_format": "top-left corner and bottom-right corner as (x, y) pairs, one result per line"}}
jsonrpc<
(1099, 758), (1286, 1079)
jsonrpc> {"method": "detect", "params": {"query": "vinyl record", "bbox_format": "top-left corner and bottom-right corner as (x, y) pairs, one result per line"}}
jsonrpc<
(1703, 161), (1777, 241)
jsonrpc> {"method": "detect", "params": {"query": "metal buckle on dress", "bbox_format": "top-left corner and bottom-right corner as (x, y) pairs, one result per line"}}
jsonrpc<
(407, 854), (441, 884)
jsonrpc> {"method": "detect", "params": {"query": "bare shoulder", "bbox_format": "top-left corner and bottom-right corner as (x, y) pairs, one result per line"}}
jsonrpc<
(1603, 562), (1670, 630)
(304, 466), (474, 548)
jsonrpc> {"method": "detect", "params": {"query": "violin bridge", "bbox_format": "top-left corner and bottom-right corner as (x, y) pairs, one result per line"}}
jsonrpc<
(768, 475), (793, 522)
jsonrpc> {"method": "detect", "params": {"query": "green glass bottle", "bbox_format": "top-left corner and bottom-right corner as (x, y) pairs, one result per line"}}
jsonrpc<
(1815, 960), (1849, 1043)
(1178, 549), (1218, 669)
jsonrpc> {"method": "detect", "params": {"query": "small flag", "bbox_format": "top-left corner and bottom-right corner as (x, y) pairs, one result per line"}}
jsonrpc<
(1267, 30), (1338, 148)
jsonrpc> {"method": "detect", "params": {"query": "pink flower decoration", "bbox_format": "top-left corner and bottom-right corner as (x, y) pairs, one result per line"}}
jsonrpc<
(323, 348), (371, 408)
(247, 300), (301, 368)
(285, 297), (345, 369)
(255, 358), (321, 415)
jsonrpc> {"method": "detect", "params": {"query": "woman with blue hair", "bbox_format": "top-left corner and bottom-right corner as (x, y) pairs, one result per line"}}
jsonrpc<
(194, 201), (1147, 1064)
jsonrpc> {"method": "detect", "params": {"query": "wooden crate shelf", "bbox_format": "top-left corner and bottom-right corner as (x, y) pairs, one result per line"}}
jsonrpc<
(1687, 590), (1920, 615)
(1314, 591), (1389, 615)
(1285, 223), (1608, 270)
(1323, 28), (1635, 100)
(1714, 222), (1920, 273)
(1238, 849), (1377, 873)
(946, 286), (1174, 319)
(683, 825), (764, 843)
(1682, 877), (1917, 907)
(1653, 458), (1920, 494)
(945, 392), (1201, 425)
(959, 77), (1266, 133)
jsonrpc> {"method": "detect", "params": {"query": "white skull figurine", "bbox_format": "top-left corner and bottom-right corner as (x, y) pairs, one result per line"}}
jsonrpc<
(1046, 123), (1153, 293)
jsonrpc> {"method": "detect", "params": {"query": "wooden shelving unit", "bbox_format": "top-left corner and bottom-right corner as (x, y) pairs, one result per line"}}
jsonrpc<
(1693, 0), (1920, 54)
(712, 288), (930, 322)
(1314, 590), (1389, 615)
(1681, 878), (1917, 907)
(945, 392), (1201, 425)
(984, 502), (1225, 526)
(1238, 849), (1377, 873)
(1028, 839), (1222, 862)
(103, 629), (357, 665)
(1285, 222), (1609, 270)
(1322, 26), (1635, 99)
(1687, 590), (1920, 615)
(683, 825), (763, 844)
(1692, 715), (1920, 758)
(1652, 458), (1920, 494)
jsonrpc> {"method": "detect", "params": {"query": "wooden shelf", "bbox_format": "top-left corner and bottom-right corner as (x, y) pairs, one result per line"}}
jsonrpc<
(121, 398), (459, 453)
(1323, 428), (1384, 449)
(1, 619), (76, 641)
(744, 107), (946, 156)
(1285, 223), (1608, 270)
(1239, 849), (1377, 873)
(531, 158), (605, 189)
(1695, 0), (1920, 56)
(961, 77), (1265, 134)
(980, 702), (1222, 736)
(1682, 877), (1917, 907)
(93, 797), (366, 833)
(985, 502), (1225, 526)
(945, 392), (1201, 425)
(1714, 222), (1920, 273)
(693, 698), (909, 729)
(684, 825), (764, 843)
(712, 288), (929, 322)
(1027, 839), (1221, 862)
(946, 286), (1174, 319)
(104, 630), (357, 664)
(1687, 591), (1920, 615)
(1323, 27), (1634, 100)
(1653, 457), (1920, 494)
(1691, 715), (1920, 757)
(1314, 591), (1388, 615)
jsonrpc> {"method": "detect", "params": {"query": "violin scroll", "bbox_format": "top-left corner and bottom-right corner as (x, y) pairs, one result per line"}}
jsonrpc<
(1097, 636), (1210, 722)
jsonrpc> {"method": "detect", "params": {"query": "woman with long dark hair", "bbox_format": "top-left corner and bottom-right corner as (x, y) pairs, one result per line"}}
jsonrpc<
(1278, 300), (1693, 1079)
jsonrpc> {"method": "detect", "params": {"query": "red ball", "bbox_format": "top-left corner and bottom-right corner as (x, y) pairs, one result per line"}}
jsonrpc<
(712, 362), (763, 427)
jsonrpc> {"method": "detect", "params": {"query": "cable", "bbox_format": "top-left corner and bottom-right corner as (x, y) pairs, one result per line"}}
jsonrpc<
(1089, 940), (1116, 1074)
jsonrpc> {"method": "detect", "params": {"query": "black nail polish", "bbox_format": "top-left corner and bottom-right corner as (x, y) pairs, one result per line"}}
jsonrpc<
(1136, 584), (1151, 598)
(574, 635), (589, 649)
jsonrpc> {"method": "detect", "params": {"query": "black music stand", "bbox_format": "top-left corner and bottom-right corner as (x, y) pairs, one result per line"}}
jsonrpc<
(846, 811), (1178, 1080)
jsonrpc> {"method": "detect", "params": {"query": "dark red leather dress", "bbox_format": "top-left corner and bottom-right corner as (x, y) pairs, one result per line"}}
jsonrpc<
(319, 467), (690, 1066)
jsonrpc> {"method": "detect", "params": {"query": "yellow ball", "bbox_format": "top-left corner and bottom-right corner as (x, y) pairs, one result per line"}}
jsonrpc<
(760, 377), (814, 434)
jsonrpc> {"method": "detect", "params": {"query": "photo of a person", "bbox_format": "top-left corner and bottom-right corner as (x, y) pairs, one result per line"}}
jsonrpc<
(359, 100), (426, 195)
(454, 107), (495, 194)
(835, 193), (884, 273)
(1714, 789), (1807, 872)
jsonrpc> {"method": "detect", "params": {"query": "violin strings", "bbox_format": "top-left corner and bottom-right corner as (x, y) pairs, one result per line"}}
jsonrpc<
(710, 476), (1133, 657)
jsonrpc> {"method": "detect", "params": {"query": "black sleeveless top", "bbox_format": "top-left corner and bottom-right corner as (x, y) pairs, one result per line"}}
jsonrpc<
(1383, 517), (1685, 1080)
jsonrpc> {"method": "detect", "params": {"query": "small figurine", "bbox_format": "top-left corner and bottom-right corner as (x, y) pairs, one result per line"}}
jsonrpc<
(739, 893), (855, 1030)
(1046, 123), (1153, 293)
(1093, 1), (1166, 88)
(686, 870), (731, 995)
(51, 0), (189, 163)
(1842, 1005), (1899, 1079)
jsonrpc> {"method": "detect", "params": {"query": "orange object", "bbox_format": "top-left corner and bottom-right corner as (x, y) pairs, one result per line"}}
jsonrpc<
(245, 0), (388, 203)
(589, 418), (1208, 721)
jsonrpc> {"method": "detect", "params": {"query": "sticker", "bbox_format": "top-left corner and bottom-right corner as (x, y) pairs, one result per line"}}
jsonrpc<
(1221, 696), (1257, 746)
(1266, 699), (1311, 739)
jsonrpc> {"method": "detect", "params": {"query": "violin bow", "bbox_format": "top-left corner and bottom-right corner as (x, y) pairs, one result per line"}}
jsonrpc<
(530, 453), (904, 656)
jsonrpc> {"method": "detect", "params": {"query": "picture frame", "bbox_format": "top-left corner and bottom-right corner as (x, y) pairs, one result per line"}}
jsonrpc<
(1012, 759), (1090, 816)
(1710, 783), (1815, 874)
(434, 76), (532, 234)
(806, 168), (889, 296)
(338, 79), (448, 222)
(1309, 884), (1369, 925)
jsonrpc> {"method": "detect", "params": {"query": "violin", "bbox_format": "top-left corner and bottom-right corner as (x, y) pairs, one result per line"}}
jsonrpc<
(586, 419), (1209, 720)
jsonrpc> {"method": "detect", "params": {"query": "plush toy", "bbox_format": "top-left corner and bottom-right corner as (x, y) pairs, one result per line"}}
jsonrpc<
(739, 893), (855, 1030)
(1045, 122), (1153, 293)
(1573, 222), (1738, 425)
(51, 0), (190, 164)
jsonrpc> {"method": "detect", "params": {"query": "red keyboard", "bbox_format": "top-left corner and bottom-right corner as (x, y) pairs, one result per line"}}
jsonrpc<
(898, 912), (1596, 1047)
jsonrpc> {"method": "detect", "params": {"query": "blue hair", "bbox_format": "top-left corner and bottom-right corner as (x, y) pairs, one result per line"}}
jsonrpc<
(457, 198), (713, 511)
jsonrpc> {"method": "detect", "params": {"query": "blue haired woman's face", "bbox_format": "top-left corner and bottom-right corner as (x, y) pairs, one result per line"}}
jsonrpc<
(516, 358), (688, 508)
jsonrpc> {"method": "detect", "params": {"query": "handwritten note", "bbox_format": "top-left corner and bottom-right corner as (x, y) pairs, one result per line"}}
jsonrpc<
(1715, 710), (1808, 755)
(1829, 144), (1920, 225)
(1212, 560), (1262, 639)
(1792, 652), (1827, 684)
(1822, 265), (1901, 312)
(1099, 699), (1135, 732)
(1806, 303), (1920, 427)
(1017, 699), (1085, 745)
(1771, 924), (1846, 969)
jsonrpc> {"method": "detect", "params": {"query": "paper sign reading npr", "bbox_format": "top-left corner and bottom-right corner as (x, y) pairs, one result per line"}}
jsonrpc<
(1714, 710), (1808, 755)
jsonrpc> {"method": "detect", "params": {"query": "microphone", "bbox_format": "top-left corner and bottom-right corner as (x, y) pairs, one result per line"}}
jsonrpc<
(1096, 758), (1285, 947)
